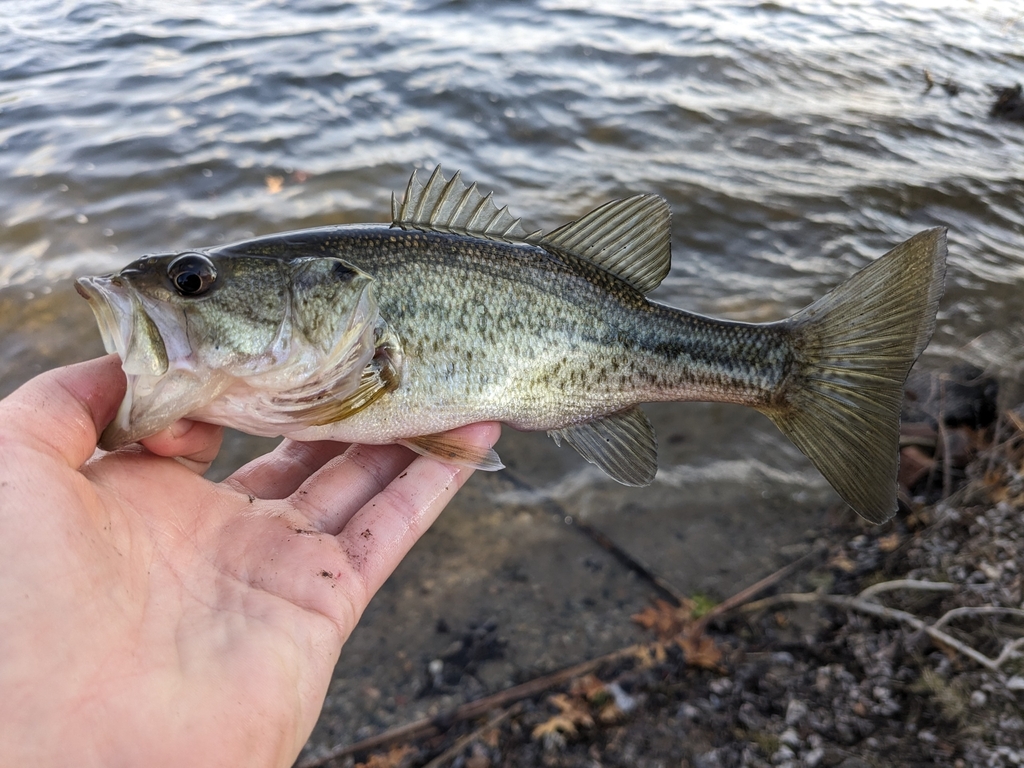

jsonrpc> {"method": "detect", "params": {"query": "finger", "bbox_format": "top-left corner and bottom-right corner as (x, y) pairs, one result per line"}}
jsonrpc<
(139, 419), (224, 474)
(287, 442), (419, 536)
(335, 422), (500, 599)
(226, 439), (351, 499)
(0, 355), (125, 468)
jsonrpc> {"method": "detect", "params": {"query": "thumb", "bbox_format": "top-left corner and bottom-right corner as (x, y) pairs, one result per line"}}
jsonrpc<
(1, 356), (126, 468)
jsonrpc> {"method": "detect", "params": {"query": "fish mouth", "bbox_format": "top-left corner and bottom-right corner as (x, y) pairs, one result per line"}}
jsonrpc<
(76, 274), (185, 449)
(75, 275), (169, 377)
(76, 275), (131, 362)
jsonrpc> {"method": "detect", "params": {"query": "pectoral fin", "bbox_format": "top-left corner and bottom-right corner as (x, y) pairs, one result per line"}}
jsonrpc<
(276, 344), (401, 427)
(272, 317), (403, 427)
(398, 432), (505, 471)
(548, 406), (658, 486)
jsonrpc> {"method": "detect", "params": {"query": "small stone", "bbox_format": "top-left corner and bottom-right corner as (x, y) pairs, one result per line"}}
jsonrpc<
(678, 702), (701, 720)
(785, 699), (809, 725)
(1006, 676), (1024, 691)
(738, 702), (764, 730)
(772, 745), (795, 763)
(804, 747), (825, 768)
(607, 681), (637, 713)
(780, 728), (801, 747)
(971, 690), (987, 707)
(709, 678), (733, 695)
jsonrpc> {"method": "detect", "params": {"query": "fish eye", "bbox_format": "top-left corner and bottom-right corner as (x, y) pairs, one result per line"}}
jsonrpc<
(167, 253), (217, 296)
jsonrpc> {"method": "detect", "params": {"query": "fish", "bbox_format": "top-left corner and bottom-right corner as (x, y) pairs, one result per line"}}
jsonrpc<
(76, 166), (947, 523)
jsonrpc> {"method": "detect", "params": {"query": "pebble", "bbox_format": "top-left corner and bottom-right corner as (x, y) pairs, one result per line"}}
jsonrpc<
(709, 678), (733, 695)
(678, 702), (701, 721)
(804, 747), (825, 768)
(772, 745), (795, 763)
(780, 728), (801, 747)
(606, 682), (637, 713)
(1006, 676), (1024, 692)
(785, 699), (809, 726)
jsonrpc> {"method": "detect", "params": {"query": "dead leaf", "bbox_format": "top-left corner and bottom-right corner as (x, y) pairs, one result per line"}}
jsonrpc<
(265, 175), (284, 193)
(632, 642), (668, 668)
(878, 532), (901, 553)
(598, 701), (624, 723)
(632, 598), (696, 640)
(531, 715), (579, 740)
(531, 691), (595, 741)
(355, 744), (413, 768)
(828, 552), (856, 573)
(678, 631), (723, 671)
(550, 693), (594, 728)
(569, 674), (609, 704)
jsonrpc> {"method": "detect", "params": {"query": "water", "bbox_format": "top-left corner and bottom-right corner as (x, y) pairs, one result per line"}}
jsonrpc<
(3, 0), (1023, 753)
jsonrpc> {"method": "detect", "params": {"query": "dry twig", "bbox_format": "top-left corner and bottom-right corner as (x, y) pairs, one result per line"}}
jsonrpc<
(739, 580), (1024, 674)
(421, 705), (519, 768)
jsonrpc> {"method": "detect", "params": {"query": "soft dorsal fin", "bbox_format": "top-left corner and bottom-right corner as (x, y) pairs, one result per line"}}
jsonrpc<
(548, 406), (658, 486)
(391, 165), (539, 242)
(540, 195), (671, 295)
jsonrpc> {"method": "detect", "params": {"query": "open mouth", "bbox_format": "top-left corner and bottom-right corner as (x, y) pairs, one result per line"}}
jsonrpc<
(76, 275), (168, 377)
(76, 275), (131, 361)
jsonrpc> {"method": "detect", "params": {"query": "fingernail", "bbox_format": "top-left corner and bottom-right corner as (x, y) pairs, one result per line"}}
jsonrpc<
(169, 419), (194, 439)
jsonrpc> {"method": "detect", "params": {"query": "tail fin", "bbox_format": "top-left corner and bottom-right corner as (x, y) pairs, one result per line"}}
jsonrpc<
(763, 228), (947, 523)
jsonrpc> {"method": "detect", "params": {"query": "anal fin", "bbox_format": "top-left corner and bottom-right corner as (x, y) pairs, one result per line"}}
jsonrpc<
(548, 406), (658, 486)
(399, 432), (505, 471)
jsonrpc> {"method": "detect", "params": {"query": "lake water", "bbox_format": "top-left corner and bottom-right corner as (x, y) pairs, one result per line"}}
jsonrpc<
(2, 0), (1023, 755)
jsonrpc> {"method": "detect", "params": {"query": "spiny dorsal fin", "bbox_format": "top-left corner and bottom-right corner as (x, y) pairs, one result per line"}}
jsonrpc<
(391, 165), (539, 242)
(548, 406), (658, 486)
(540, 195), (671, 295)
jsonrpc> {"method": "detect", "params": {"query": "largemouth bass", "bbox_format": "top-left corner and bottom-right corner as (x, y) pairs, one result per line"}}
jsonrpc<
(76, 167), (947, 522)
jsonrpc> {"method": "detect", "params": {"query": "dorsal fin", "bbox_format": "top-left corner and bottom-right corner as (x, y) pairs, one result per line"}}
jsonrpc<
(539, 195), (671, 294)
(391, 165), (539, 242)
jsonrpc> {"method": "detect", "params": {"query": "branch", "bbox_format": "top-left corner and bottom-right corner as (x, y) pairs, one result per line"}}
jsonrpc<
(738, 586), (1022, 673)
(857, 579), (954, 601)
(421, 705), (519, 768)
(931, 605), (1024, 632)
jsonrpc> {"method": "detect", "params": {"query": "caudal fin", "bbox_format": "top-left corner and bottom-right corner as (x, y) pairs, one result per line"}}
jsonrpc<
(763, 228), (947, 523)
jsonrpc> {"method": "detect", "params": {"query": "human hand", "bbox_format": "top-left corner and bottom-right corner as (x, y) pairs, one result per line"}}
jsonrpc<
(0, 355), (500, 768)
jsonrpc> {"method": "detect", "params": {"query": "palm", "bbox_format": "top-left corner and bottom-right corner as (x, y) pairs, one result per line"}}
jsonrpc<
(0, 356), (499, 768)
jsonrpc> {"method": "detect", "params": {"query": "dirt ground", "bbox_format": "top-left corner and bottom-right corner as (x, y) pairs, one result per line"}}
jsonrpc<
(295, 367), (1024, 768)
